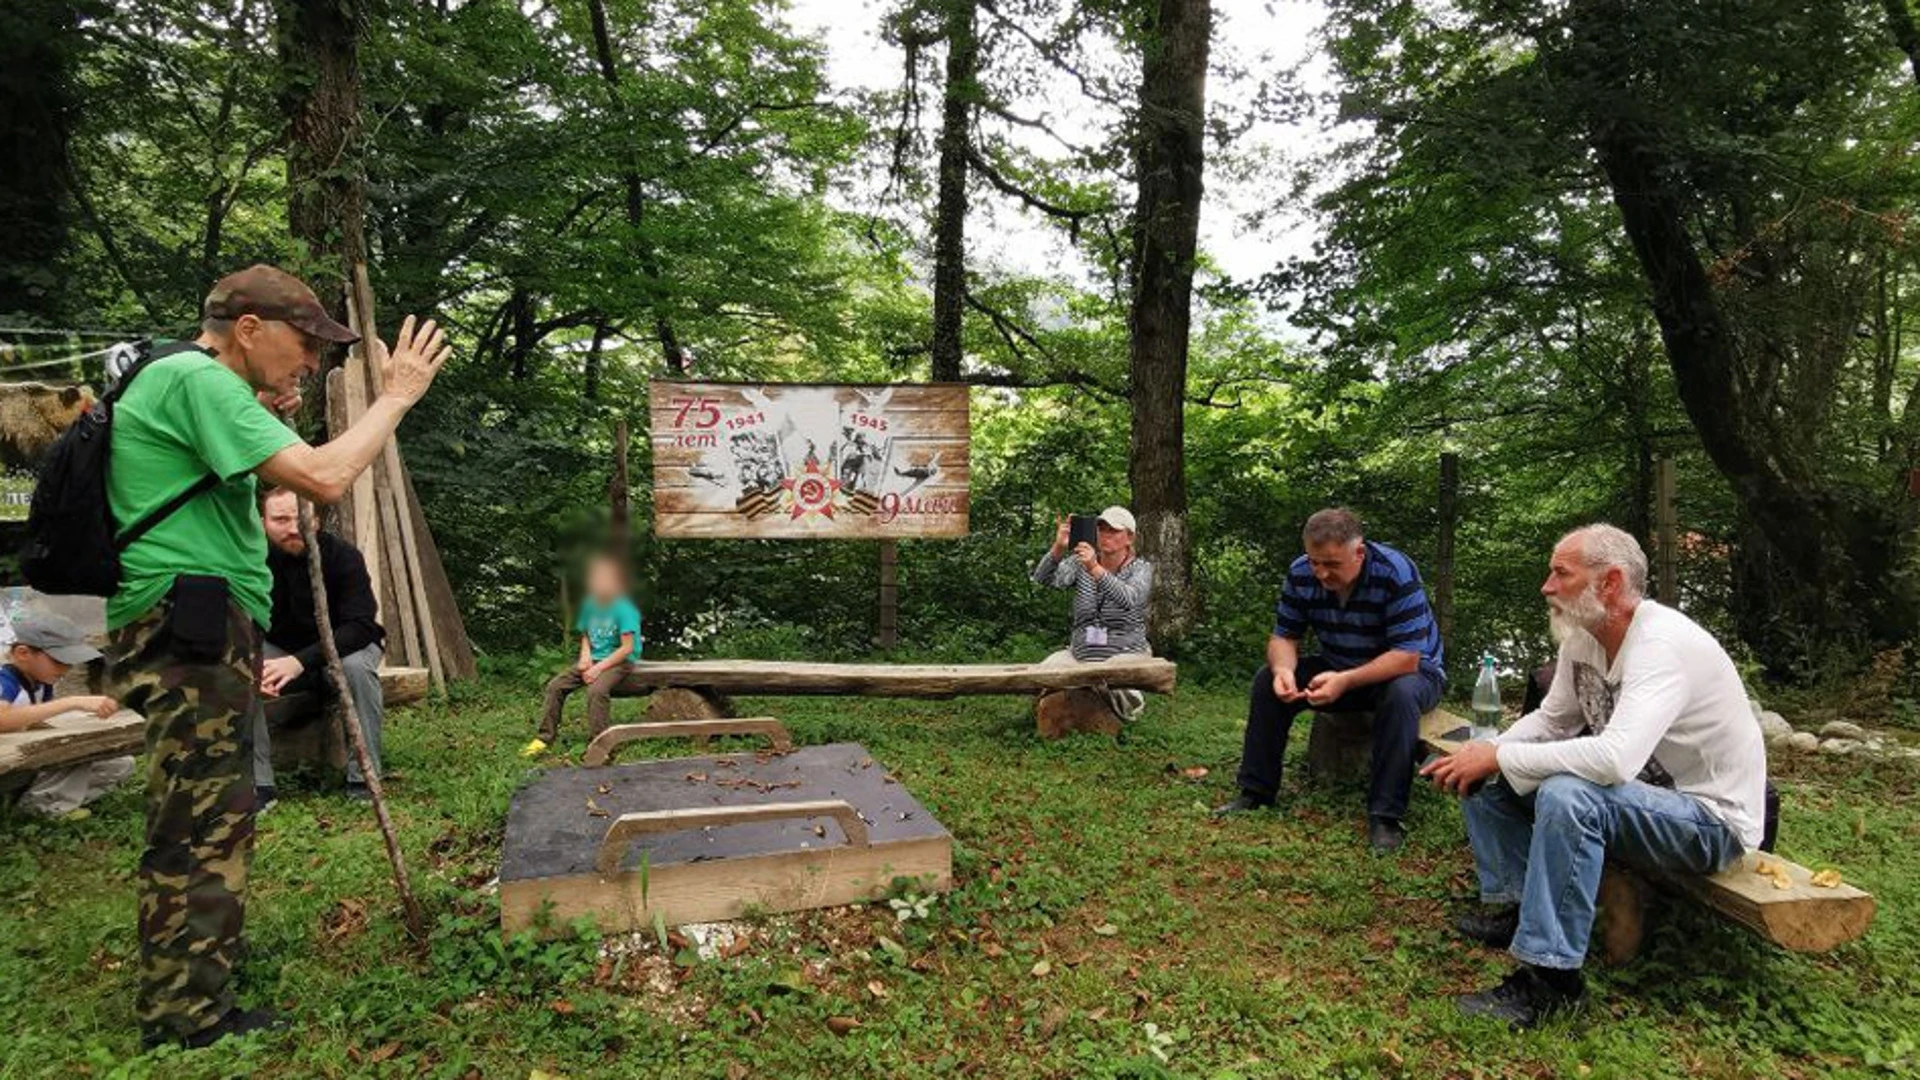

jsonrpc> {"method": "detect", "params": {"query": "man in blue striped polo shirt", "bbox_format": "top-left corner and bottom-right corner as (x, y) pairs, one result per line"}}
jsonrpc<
(1215, 508), (1446, 852)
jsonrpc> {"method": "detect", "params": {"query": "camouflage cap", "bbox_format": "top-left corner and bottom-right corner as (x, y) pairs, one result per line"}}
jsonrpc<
(203, 264), (359, 344)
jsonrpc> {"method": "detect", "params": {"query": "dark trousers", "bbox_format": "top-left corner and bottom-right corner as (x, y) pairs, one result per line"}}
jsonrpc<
(1234, 655), (1444, 821)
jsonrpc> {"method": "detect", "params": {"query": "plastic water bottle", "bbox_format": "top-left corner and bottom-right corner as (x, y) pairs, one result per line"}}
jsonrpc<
(1472, 654), (1502, 734)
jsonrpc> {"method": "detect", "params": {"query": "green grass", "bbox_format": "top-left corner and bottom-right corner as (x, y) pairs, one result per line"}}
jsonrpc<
(3, 676), (1917, 1078)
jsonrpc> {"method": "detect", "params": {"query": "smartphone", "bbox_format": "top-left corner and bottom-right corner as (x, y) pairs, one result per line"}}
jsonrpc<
(1069, 515), (1099, 550)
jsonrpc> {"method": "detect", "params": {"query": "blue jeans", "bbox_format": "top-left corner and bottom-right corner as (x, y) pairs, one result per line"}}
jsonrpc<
(1464, 774), (1745, 969)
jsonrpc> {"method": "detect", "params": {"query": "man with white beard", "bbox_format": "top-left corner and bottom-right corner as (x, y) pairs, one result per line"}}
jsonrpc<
(1420, 524), (1766, 1028)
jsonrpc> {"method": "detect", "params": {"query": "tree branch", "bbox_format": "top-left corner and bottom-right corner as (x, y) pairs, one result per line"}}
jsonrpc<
(962, 291), (1127, 399)
(965, 145), (1107, 231)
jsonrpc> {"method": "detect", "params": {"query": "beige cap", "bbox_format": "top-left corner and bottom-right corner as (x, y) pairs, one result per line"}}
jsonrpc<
(1097, 506), (1136, 532)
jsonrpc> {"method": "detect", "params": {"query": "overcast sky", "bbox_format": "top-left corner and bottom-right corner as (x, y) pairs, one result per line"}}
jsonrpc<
(779, 0), (1337, 296)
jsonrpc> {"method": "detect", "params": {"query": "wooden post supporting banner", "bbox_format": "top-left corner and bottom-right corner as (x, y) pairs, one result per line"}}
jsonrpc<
(877, 540), (898, 649)
(1654, 455), (1678, 605)
(1435, 452), (1458, 650)
(298, 499), (424, 941)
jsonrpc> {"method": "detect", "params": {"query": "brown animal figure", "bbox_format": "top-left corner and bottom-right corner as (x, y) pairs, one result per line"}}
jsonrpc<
(0, 383), (92, 468)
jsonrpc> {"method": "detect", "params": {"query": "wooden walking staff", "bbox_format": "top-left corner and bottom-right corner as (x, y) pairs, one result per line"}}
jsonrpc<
(297, 497), (425, 940)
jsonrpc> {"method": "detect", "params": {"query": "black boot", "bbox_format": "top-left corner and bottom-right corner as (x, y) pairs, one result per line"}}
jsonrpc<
(1456, 966), (1585, 1029)
(1211, 792), (1272, 817)
(1367, 815), (1406, 853)
(1454, 903), (1520, 948)
(142, 1006), (289, 1051)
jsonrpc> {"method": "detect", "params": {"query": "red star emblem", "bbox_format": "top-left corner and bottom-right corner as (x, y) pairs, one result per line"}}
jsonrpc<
(780, 460), (842, 520)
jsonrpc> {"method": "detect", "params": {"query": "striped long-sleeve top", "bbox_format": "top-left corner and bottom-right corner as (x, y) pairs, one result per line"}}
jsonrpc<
(1031, 550), (1154, 661)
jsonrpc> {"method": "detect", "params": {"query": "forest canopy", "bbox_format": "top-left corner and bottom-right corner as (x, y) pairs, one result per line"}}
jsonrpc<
(3, 0), (1918, 696)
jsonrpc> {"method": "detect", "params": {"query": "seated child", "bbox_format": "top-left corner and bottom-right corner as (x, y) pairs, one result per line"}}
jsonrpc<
(532, 553), (642, 750)
(1, 612), (133, 818)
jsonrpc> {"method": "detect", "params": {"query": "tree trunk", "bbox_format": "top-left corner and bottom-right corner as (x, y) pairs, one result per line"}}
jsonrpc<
(609, 418), (630, 552)
(1885, 0), (1920, 85)
(1126, 0), (1210, 651)
(0, 0), (81, 321)
(585, 317), (608, 400)
(277, 0), (366, 318)
(929, 0), (977, 383)
(585, 0), (686, 374)
(1575, 15), (1914, 671)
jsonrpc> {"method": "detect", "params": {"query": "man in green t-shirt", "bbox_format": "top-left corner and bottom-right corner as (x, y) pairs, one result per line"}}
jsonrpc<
(100, 264), (451, 1051)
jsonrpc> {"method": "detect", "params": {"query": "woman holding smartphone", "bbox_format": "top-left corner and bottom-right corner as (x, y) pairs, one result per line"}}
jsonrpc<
(1030, 506), (1155, 719)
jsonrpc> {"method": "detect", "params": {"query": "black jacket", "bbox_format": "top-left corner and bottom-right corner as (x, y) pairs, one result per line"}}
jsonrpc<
(266, 531), (385, 670)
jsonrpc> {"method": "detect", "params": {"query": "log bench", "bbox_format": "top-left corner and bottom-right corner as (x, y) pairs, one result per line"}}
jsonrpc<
(1304, 707), (1473, 782)
(0, 709), (145, 799)
(1406, 719), (1877, 961)
(263, 665), (430, 770)
(595, 657), (1179, 738)
(0, 666), (431, 795)
(1593, 854), (1876, 963)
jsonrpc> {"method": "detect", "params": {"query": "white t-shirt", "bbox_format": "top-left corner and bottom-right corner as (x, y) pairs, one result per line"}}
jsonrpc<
(1494, 600), (1768, 850)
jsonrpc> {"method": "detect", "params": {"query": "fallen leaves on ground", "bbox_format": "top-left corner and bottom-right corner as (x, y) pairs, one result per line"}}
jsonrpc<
(825, 1016), (860, 1035)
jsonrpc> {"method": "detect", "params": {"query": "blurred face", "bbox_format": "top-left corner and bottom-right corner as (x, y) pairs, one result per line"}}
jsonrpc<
(261, 490), (304, 556)
(1542, 537), (1607, 642)
(1305, 538), (1366, 594)
(586, 559), (625, 602)
(231, 314), (321, 397)
(9, 645), (68, 685)
(1096, 521), (1132, 558)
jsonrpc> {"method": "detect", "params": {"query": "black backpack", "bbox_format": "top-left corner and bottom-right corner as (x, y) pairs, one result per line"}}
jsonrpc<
(21, 339), (220, 596)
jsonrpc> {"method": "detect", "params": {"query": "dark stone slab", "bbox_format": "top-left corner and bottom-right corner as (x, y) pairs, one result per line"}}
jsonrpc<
(502, 742), (947, 881)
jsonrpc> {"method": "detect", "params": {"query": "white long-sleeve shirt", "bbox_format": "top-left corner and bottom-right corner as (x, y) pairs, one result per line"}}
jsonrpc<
(1494, 600), (1767, 850)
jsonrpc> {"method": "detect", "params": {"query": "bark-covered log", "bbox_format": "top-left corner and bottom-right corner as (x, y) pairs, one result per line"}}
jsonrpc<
(1126, 0), (1210, 650)
(1569, 0), (1916, 669)
(277, 0), (366, 318)
(606, 658), (1178, 697)
(0, 0), (82, 320)
(930, 0), (977, 383)
(1034, 688), (1121, 739)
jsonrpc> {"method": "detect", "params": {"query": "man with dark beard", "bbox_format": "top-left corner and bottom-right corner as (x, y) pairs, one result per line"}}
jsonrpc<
(250, 485), (387, 807)
(1421, 524), (1766, 1028)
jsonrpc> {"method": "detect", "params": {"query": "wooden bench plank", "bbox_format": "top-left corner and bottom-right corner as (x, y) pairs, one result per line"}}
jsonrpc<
(1, 666), (430, 780)
(0, 710), (144, 776)
(609, 658), (1178, 698)
(1669, 853), (1876, 952)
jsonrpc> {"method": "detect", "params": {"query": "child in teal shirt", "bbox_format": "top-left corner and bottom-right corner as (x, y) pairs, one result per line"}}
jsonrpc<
(537, 553), (642, 745)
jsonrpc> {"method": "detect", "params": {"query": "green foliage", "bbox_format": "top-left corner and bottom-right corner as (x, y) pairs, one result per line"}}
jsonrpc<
(3, 678), (1919, 1076)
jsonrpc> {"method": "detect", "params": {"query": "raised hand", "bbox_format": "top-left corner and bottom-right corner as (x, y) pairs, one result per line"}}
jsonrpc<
(1052, 515), (1071, 556)
(378, 315), (452, 405)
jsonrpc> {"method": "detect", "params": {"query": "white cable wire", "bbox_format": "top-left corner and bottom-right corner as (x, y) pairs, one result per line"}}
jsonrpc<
(0, 341), (141, 382)
(0, 345), (117, 372)
(0, 324), (140, 338)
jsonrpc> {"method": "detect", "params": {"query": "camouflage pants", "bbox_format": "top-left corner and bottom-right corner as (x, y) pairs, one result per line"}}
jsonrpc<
(100, 600), (262, 1043)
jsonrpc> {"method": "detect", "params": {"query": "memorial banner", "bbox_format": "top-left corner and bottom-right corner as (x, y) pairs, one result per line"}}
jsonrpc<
(650, 381), (969, 539)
